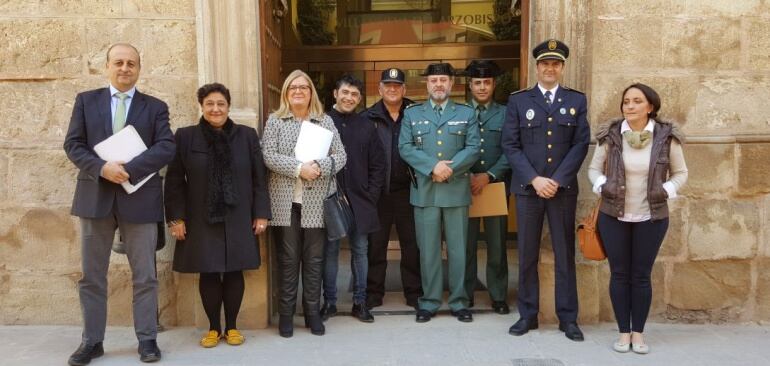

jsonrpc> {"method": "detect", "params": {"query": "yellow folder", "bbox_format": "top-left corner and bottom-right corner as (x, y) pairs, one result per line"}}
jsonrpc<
(468, 182), (509, 218)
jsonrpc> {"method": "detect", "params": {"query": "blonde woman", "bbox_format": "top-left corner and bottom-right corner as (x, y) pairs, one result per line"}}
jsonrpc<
(261, 70), (346, 338)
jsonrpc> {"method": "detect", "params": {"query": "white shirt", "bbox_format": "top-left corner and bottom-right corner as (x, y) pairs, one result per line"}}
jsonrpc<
(109, 84), (136, 125)
(537, 83), (559, 104)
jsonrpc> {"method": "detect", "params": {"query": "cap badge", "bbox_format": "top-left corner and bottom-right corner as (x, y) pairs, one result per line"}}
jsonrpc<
(526, 109), (535, 120)
(548, 40), (557, 50)
(389, 69), (398, 78)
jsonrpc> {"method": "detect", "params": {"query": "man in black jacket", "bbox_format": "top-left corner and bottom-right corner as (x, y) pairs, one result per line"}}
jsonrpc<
(322, 74), (386, 322)
(364, 69), (423, 309)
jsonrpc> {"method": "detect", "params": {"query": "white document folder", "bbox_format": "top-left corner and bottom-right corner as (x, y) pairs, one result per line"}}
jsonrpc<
(93, 125), (155, 194)
(294, 121), (333, 161)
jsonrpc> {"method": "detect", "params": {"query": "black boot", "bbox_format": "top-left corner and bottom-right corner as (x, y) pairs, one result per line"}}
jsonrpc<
(320, 303), (338, 321)
(278, 315), (294, 338)
(352, 303), (374, 323)
(68, 342), (104, 366)
(305, 315), (325, 336)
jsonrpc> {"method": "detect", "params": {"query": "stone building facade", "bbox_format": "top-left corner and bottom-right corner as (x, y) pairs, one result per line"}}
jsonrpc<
(0, 0), (768, 328)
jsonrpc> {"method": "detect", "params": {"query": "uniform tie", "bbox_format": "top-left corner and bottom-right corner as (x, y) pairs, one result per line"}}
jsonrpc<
(476, 104), (486, 121)
(434, 104), (443, 118)
(113, 92), (128, 133)
(544, 90), (553, 107)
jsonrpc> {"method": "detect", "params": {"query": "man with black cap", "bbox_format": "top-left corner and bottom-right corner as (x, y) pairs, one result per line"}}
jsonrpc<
(364, 68), (423, 310)
(399, 63), (480, 323)
(502, 39), (590, 341)
(462, 60), (511, 315)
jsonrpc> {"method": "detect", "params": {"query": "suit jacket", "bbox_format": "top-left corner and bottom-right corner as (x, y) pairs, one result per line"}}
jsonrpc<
(470, 101), (511, 184)
(327, 108), (386, 235)
(398, 100), (481, 207)
(63, 87), (176, 223)
(501, 85), (589, 196)
(164, 123), (271, 273)
(261, 113), (346, 228)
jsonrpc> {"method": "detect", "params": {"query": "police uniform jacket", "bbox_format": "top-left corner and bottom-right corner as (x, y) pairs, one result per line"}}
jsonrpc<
(501, 85), (589, 196)
(470, 101), (511, 185)
(398, 100), (481, 207)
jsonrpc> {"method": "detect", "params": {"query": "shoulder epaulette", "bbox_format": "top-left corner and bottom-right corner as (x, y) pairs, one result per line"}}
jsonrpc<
(510, 86), (534, 95)
(454, 102), (473, 109)
(405, 102), (422, 109)
(561, 85), (585, 95)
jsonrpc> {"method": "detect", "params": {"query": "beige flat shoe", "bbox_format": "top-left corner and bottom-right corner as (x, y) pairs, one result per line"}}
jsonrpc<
(613, 341), (631, 353)
(632, 342), (649, 354)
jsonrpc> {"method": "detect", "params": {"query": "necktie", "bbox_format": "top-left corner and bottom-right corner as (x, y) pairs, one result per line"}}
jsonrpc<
(434, 104), (443, 117)
(476, 104), (485, 121)
(113, 92), (128, 133)
(544, 90), (553, 107)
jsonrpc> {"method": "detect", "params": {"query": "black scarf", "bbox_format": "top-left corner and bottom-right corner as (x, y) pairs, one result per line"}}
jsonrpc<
(199, 117), (238, 223)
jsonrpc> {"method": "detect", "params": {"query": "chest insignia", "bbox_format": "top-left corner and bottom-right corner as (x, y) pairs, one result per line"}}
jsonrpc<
(559, 107), (566, 115)
(526, 109), (535, 120)
(570, 107), (576, 116)
(447, 121), (468, 126)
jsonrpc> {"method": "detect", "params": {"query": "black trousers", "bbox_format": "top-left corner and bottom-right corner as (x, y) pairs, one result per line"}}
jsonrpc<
(277, 203), (325, 316)
(515, 193), (579, 323)
(367, 188), (422, 303)
(598, 212), (668, 333)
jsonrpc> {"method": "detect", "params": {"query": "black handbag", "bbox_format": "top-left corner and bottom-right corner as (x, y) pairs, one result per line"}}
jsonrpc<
(324, 158), (353, 240)
(323, 157), (353, 241)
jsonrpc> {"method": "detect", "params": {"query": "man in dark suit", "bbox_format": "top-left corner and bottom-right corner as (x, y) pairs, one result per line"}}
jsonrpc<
(322, 74), (386, 323)
(364, 69), (422, 309)
(63, 43), (175, 365)
(502, 39), (590, 341)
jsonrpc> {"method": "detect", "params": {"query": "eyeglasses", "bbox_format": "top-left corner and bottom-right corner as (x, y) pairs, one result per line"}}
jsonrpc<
(288, 85), (311, 92)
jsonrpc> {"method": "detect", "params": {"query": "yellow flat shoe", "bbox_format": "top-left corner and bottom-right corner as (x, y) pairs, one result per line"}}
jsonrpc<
(224, 329), (245, 346)
(200, 330), (220, 348)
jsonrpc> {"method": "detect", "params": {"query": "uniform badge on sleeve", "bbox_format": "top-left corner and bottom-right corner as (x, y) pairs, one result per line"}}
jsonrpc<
(526, 109), (535, 120)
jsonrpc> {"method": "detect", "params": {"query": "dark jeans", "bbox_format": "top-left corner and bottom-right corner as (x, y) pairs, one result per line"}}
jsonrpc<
(598, 212), (669, 333)
(277, 203), (325, 316)
(367, 188), (422, 303)
(323, 232), (369, 305)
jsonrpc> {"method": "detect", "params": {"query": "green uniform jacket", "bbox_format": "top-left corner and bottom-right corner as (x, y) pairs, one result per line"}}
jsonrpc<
(469, 101), (511, 181)
(398, 100), (481, 208)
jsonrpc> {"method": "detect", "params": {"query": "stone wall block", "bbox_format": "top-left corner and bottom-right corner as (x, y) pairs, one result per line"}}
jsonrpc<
(680, 144), (735, 196)
(669, 260), (751, 311)
(125, 0), (195, 18)
(0, 0), (121, 16)
(687, 76), (770, 136)
(747, 17), (770, 70)
(737, 143), (770, 195)
(0, 271), (81, 324)
(659, 199), (686, 258)
(84, 19), (143, 75)
(0, 19), (83, 78)
(0, 207), (80, 272)
(137, 78), (200, 129)
(593, 0), (684, 17)
(589, 74), (698, 127)
(140, 20), (198, 76)
(757, 258), (770, 320)
(173, 273), (198, 326)
(684, 0), (765, 17)
(661, 18), (740, 70)
(687, 199), (758, 260)
(7, 150), (77, 206)
(0, 153), (7, 200)
(591, 19), (662, 68)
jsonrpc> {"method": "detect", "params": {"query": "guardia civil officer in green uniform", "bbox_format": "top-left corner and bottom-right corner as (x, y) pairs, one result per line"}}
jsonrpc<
(399, 63), (481, 323)
(462, 60), (511, 315)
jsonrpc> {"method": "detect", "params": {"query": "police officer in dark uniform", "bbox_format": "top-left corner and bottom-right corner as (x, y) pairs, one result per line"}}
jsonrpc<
(462, 60), (511, 315)
(502, 39), (590, 341)
(399, 63), (480, 323)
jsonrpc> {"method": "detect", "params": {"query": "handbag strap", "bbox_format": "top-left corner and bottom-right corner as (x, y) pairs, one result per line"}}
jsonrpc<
(325, 156), (336, 197)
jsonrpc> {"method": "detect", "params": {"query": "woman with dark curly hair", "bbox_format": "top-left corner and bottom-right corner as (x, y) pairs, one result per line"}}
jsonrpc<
(165, 83), (271, 348)
(588, 83), (688, 354)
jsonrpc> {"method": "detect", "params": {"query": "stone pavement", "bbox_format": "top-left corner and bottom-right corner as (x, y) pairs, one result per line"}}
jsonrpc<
(3, 315), (769, 366)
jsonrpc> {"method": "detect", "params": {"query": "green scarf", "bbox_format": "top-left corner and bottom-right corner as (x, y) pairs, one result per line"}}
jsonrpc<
(623, 129), (652, 149)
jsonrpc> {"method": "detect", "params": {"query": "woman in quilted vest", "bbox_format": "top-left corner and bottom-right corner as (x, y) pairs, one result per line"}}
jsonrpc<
(588, 83), (688, 354)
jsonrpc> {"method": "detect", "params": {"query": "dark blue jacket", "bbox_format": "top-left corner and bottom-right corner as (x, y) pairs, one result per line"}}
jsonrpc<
(501, 85), (590, 196)
(64, 87), (176, 223)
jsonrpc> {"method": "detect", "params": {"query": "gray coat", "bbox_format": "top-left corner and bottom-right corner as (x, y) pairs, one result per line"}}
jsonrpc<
(261, 113), (346, 228)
